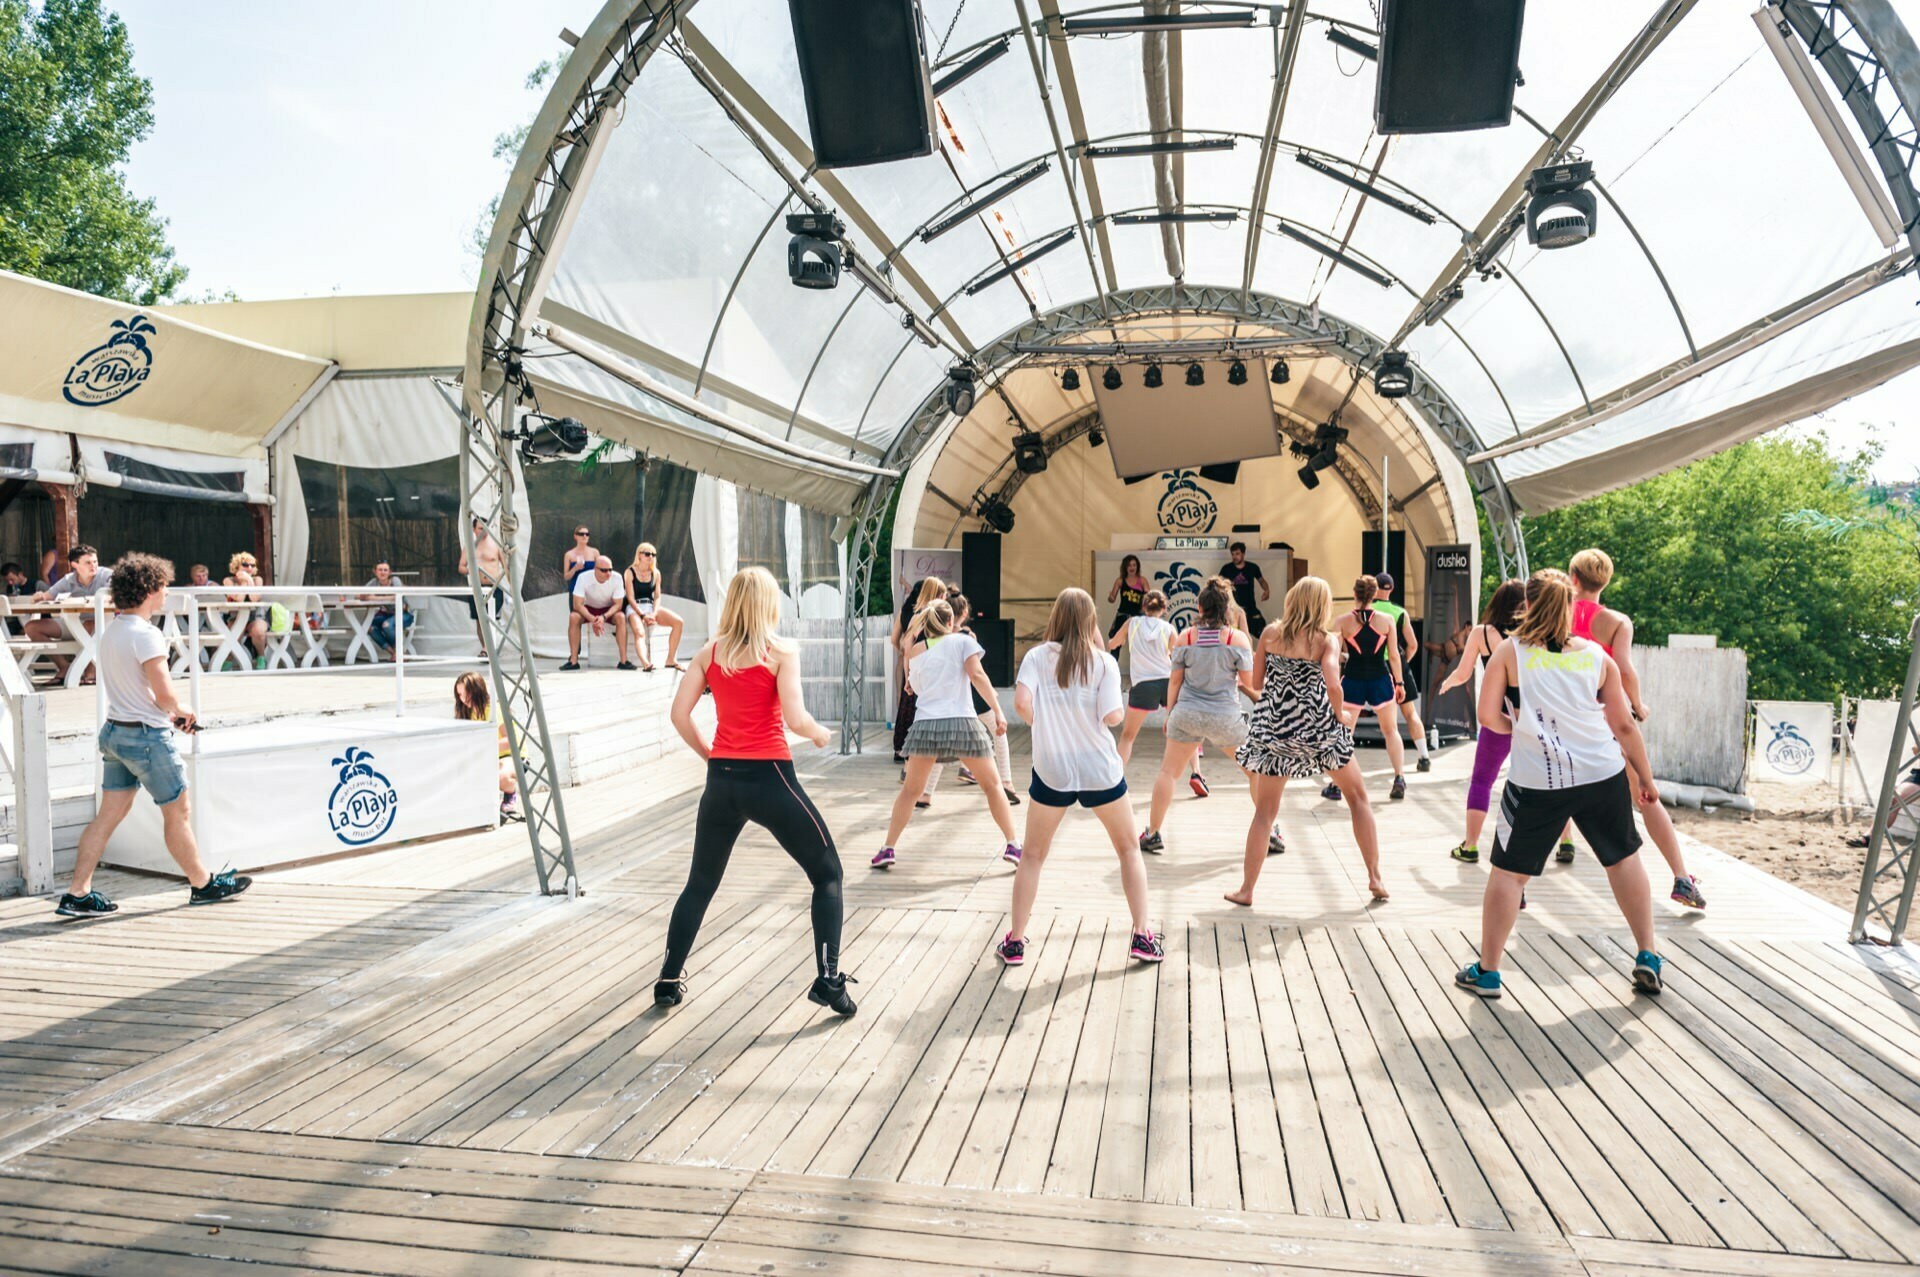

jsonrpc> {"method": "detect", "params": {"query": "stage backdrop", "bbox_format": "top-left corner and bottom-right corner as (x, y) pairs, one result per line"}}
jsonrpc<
(1093, 548), (1289, 635)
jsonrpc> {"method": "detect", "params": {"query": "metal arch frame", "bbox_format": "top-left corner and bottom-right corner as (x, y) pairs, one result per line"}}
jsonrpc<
(837, 282), (1528, 749)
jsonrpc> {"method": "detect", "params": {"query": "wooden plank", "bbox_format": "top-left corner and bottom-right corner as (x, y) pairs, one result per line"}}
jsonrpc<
(1142, 916), (1192, 1207)
(1287, 925), (1388, 1220)
(1041, 911), (1130, 1197)
(1573, 1234), (1920, 1276)
(994, 915), (1104, 1193)
(1184, 922), (1242, 1209)
(1245, 924), (1341, 1216)
(1089, 932), (1157, 1201)
(1216, 922), (1291, 1213)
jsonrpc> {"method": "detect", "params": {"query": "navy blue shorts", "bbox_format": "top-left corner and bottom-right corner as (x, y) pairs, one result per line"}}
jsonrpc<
(1028, 769), (1128, 809)
(1342, 674), (1397, 709)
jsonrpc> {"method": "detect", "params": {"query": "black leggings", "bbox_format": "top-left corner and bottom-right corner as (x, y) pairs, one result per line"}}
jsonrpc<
(663, 758), (844, 980)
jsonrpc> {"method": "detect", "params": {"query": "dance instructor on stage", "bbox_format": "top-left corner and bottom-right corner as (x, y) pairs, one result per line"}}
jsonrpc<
(1218, 542), (1271, 635)
(659, 566), (855, 1017)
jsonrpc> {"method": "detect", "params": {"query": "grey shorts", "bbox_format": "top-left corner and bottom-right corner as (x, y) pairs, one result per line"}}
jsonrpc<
(1166, 704), (1249, 752)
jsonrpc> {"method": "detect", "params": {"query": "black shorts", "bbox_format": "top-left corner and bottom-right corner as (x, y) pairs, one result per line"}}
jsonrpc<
(1401, 659), (1421, 698)
(465, 584), (506, 620)
(1490, 770), (1642, 877)
(1028, 770), (1128, 809)
(1128, 678), (1169, 711)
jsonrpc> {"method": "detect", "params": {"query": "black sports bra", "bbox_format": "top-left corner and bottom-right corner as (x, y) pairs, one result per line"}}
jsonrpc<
(628, 569), (657, 603)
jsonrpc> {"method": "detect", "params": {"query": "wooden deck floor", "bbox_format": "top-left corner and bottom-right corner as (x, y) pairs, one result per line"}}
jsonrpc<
(3, 731), (1919, 1275)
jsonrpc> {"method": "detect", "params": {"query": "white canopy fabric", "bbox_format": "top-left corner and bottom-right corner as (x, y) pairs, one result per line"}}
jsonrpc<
(0, 269), (333, 459)
(493, 0), (1920, 524)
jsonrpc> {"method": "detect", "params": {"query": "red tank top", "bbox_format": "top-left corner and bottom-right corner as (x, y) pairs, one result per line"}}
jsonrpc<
(1570, 598), (1612, 655)
(707, 659), (790, 760)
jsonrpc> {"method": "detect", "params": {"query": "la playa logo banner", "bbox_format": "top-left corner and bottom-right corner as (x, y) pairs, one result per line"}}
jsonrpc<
(63, 316), (158, 407)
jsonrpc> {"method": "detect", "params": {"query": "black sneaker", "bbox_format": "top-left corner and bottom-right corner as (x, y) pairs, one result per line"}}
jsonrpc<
(617, 660), (637, 671)
(189, 868), (252, 905)
(1555, 840), (1576, 864)
(1321, 782), (1343, 802)
(1004, 787), (1021, 807)
(655, 976), (686, 1008)
(54, 890), (117, 918)
(1416, 756), (1432, 773)
(808, 973), (858, 1017)
(1390, 775), (1407, 801)
(1139, 829), (1164, 854)
(560, 660), (581, 671)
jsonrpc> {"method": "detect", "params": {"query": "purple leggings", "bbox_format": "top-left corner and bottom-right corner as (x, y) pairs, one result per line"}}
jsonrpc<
(1467, 728), (1512, 814)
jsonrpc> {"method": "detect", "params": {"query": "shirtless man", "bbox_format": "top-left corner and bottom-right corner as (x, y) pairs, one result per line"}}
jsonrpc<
(457, 517), (508, 652)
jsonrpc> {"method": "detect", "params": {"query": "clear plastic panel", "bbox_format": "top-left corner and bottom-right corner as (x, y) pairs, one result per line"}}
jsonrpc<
(545, 54), (791, 368)
(1181, 21), (1281, 143)
(1442, 280), (1585, 430)
(795, 289), (949, 434)
(1280, 18), (1379, 166)
(858, 339), (953, 447)
(1065, 27), (1152, 142)
(704, 223), (880, 415)
(1402, 320), (1521, 442)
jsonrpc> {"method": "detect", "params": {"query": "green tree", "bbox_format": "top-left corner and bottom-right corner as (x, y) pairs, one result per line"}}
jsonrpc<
(0, 0), (186, 303)
(1485, 435), (1916, 703)
(469, 54), (568, 260)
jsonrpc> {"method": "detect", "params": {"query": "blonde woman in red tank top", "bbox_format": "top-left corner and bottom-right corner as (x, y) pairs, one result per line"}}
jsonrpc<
(1568, 549), (1704, 910)
(659, 567), (857, 1015)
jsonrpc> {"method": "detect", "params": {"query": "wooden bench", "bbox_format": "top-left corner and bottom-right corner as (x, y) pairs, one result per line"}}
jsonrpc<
(0, 597), (84, 686)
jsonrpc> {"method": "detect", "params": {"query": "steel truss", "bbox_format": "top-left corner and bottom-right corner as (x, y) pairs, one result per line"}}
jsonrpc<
(1853, 616), (1920, 943)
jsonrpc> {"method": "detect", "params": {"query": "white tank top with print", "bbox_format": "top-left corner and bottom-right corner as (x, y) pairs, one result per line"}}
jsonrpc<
(1507, 638), (1625, 791)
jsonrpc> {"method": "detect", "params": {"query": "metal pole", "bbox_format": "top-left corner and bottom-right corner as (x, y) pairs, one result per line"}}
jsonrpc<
(394, 589), (406, 718)
(1851, 613), (1920, 942)
(1380, 455), (1390, 572)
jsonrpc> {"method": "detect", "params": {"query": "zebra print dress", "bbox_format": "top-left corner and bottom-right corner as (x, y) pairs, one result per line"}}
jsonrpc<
(1236, 652), (1355, 778)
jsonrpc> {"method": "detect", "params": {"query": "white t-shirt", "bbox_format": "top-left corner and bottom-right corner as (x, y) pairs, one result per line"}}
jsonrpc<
(1507, 638), (1625, 790)
(1127, 616), (1176, 682)
(571, 571), (625, 610)
(909, 632), (984, 720)
(100, 614), (172, 729)
(1017, 642), (1124, 792)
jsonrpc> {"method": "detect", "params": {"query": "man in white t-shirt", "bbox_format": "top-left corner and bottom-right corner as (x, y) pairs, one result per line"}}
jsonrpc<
(563, 555), (633, 671)
(56, 553), (251, 917)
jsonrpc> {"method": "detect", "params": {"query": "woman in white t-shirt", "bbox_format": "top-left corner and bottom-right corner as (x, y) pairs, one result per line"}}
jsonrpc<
(872, 599), (1019, 869)
(1105, 589), (1176, 765)
(1002, 588), (1162, 968)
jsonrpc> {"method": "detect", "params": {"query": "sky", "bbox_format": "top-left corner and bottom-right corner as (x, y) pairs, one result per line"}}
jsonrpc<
(107, 2), (1920, 478)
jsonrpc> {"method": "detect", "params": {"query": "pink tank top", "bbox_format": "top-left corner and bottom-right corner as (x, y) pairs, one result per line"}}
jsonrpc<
(1570, 598), (1612, 655)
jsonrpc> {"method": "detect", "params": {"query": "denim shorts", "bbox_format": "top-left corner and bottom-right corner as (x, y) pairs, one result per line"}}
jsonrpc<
(98, 722), (188, 806)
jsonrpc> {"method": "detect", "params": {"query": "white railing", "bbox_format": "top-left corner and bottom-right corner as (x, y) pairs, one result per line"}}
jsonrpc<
(0, 623), (52, 893)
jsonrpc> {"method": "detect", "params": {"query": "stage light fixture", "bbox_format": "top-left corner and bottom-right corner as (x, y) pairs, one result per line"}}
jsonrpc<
(1102, 365), (1122, 391)
(1525, 160), (1599, 249)
(1297, 462), (1321, 490)
(1184, 362), (1205, 387)
(516, 414), (591, 465)
(944, 366), (977, 416)
(1294, 154), (1435, 224)
(1088, 424), (1105, 448)
(1227, 359), (1247, 386)
(1473, 209), (1526, 275)
(1420, 284), (1464, 328)
(922, 159), (1051, 243)
(1326, 25), (1378, 60)
(1144, 363), (1164, 389)
(1061, 367), (1081, 392)
(931, 35), (1011, 97)
(1064, 10), (1255, 35)
(978, 495), (1015, 533)
(963, 228), (1077, 296)
(1013, 430), (1048, 474)
(1271, 359), (1290, 386)
(1374, 350), (1413, 399)
(1084, 136), (1237, 159)
(1273, 221), (1393, 288)
(786, 210), (846, 289)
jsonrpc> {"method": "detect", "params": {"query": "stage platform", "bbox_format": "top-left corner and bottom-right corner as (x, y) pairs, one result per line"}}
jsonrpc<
(2, 730), (1918, 1276)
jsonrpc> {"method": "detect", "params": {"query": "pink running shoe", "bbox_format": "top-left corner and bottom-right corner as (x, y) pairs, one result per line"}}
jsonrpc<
(870, 846), (896, 870)
(1002, 842), (1022, 865)
(1129, 930), (1165, 962)
(1189, 772), (1210, 798)
(996, 933), (1026, 966)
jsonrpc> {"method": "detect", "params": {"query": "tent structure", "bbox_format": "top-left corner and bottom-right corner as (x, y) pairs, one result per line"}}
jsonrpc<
(452, 0), (1920, 891)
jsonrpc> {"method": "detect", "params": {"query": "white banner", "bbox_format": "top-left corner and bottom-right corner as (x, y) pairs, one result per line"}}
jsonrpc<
(1751, 700), (1833, 785)
(893, 546), (964, 600)
(1850, 698), (1920, 808)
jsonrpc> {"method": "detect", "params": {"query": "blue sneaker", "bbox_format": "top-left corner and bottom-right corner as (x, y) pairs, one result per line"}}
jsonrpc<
(1455, 962), (1502, 999)
(54, 890), (117, 918)
(1633, 950), (1664, 995)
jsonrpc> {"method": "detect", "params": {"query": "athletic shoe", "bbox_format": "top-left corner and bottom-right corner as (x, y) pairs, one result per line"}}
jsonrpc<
(1322, 782), (1343, 802)
(1450, 842), (1479, 864)
(1670, 875), (1707, 911)
(1004, 787), (1021, 806)
(1129, 930), (1165, 963)
(958, 766), (978, 786)
(654, 976), (686, 1008)
(1268, 827), (1286, 856)
(1189, 772), (1210, 798)
(1390, 775), (1407, 801)
(559, 661), (580, 672)
(1455, 962), (1502, 998)
(892, 753), (907, 765)
(1416, 756), (1432, 773)
(1139, 829), (1165, 855)
(1555, 840), (1576, 864)
(807, 973), (859, 1017)
(1519, 889), (1528, 910)
(54, 890), (117, 918)
(1633, 950), (1664, 995)
(189, 868), (252, 906)
(1002, 842), (1022, 865)
(870, 846), (896, 870)
(914, 797), (931, 810)
(617, 661), (637, 671)
(997, 933), (1026, 966)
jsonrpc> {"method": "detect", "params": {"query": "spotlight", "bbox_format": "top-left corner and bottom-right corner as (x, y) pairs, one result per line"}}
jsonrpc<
(1227, 359), (1247, 386)
(1102, 365), (1122, 391)
(1373, 350), (1413, 399)
(1270, 359), (1290, 386)
(978, 495), (1015, 533)
(1144, 363), (1164, 389)
(517, 414), (591, 465)
(1296, 444), (1337, 490)
(1184, 362), (1205, 387)
(1013, 430), (1048, 474)
(1297, 463), (1321, 490)
(1525, 160), (1598, 249)
(944, 366), (977, 417)
(1087, 425), (1105, 448)
(786, 210), (846, 289)
(1061, 367), (1080, 392)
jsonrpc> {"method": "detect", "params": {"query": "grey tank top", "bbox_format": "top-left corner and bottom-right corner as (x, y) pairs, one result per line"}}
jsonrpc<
(1171, 630), (1252, 715)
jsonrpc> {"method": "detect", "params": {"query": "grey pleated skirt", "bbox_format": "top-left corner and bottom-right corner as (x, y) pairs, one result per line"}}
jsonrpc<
(903, 714), (994, 763)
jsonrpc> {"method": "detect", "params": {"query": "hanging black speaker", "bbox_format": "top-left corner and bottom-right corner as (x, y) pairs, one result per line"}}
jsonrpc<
(1374, 0), (1526, 135)
(1198, 462), (1241, 485)
(960, 531), (1002, 620)
(788, 0), (936, 168)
